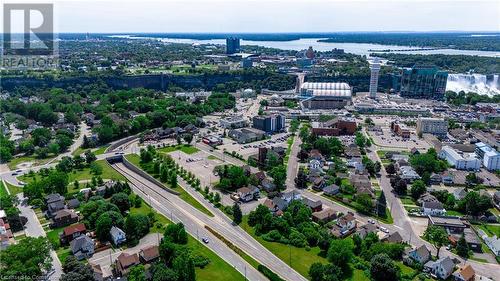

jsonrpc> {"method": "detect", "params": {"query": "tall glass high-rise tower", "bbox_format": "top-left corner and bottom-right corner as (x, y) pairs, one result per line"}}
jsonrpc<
(369, 58), (381, 98)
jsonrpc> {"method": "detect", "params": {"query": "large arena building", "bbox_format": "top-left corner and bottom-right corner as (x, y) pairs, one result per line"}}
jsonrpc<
(299, 82), (352, 109)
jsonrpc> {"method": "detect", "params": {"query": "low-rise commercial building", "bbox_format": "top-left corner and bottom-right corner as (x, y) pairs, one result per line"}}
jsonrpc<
(220, 115), (248, 129)
(439, 146), (480, 171)
(229, 128), (265, 143)
(311, 117), (357, 136)
(416, 117), (448, 138)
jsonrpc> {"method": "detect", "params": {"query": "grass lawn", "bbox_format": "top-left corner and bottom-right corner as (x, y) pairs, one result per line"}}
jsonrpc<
(158, 144), (200, 155)
(445, 210), (465, 217)
(396, 261), (415, 276)
(241, 215), (327, 278)
(321, 194), (394, 224)
(400, 196), (417, 206)
(7, 155), (53, 170)
(350, 269), (370, 281)
(46, 226), (65, 248)
(476, 224), (500, 237)
(0, 181), (8, 197)
(130, 202), (244, 281)
(20, 160), (126, 191)
(207, 155), (220, 161)
(126, 154), (213, 217)
(126, 154), (141, 166)
(5, 181), (23, 195)
(93, 145), (110, 155)
(71, 147), (86, 156)
(56, 247), (71, 263)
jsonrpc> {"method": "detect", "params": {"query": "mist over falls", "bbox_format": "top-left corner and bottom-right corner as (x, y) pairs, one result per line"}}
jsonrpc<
(447, 74), (500, 97)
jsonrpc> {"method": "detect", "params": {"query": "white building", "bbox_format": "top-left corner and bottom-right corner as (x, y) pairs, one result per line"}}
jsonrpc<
(439, 146), (480, 171)
(369, 59), (381, 99)
(422, 201), (446, 216)
(475, 142), (500, 171)
(220, 115), (247, 129)
(416, 118), (448, 138)
(299, 82), (352, 109)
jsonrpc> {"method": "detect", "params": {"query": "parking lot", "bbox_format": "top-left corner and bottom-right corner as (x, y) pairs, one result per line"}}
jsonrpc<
(218, 132), (291, 159)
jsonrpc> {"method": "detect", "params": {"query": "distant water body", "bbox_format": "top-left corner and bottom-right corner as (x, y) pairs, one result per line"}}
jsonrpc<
(111, 35), (500, 58)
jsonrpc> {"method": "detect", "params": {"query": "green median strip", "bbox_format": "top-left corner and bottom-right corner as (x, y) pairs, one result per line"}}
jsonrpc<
(125, 154), (214, 217)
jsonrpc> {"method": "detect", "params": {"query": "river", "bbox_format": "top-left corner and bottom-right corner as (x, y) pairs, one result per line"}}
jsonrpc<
(110, 35), (500, 58)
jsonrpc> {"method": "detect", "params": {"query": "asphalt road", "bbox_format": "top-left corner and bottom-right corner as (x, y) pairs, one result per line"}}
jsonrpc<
(16, 194), (63, 281)
(111, 162), (307, 281)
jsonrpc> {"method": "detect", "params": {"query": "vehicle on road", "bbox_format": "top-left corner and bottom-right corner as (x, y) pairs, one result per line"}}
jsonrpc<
(368, 219), (375, 224)
(202, 238), (209, 244)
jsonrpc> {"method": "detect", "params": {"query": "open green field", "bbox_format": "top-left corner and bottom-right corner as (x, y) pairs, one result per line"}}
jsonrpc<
(71, 147), (86, 156)
(125, 154), (213, 217)
(476, 224), (500, 237)
(241, 216), (327, 279)
(7, 155), (53, 170)
(93, 145), (110, 155)
(158, 144), (200, 155)
(0, 181), (8, 197)
(20, 160), (126, 191)
(4, 181), (23, 195)
(130, 202), (245, 281)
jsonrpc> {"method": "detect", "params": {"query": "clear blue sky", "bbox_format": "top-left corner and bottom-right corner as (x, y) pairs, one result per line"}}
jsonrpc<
(6, 0), (500, 33)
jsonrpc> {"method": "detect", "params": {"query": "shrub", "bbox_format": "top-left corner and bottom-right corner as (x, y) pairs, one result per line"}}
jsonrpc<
(257, 265), (285, 281)
(192, 254), (211, 268)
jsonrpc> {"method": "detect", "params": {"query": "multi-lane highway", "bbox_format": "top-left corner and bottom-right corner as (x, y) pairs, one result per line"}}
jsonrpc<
(110, 161), (307, 281)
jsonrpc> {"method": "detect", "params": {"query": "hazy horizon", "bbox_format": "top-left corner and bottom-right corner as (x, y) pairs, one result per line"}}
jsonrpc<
(2, 0), (499, 33)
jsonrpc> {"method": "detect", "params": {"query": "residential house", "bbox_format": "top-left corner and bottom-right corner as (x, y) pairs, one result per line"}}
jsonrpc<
(52, 209), (79, 228)
(452, 264), (475, 281)
(67, 198), (80, 209)
(237, 186), (260, 202)
(115, 252), (140, 276)
(383, 231), (403, 243)
(312, 177), (325, 191)
(418, 193), (439, 205)
(494, 191), (500, 205)
(399, 166), (421, 182)
(61, 223), (87, 244)
(110, 226), (127, 246)
(406, 245), (431, 264)
(309, 149), (324, 162)
(253, 171), (266, 184)
(323, 184), (340, 196)
(0, 235), (10, 250)
(482, 234), (500, 256)
(350, 173), (372, 191)
(430, 173), (443, 184)
(312, 208), (337, 223)
(309, 159), (322, 173)
(139, 245), (160, 263)
(282, 191), (301, 204)
(441, 172), (454, 185)
(90, 263), (112, 281)
(453, 188), (467, 201)
(356, 223), (378, 239)
(345, 144), (361, 158)
(70, 235), (94, 260)
(425, 256), (455, 280)
(45, 193), (66, 217)
(302, 198), (322, 212)
(462, 228), (482, 253)
(331, 212), (357, 238)
(422, 201), (446, 216)
(261, 178), (276, 192)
